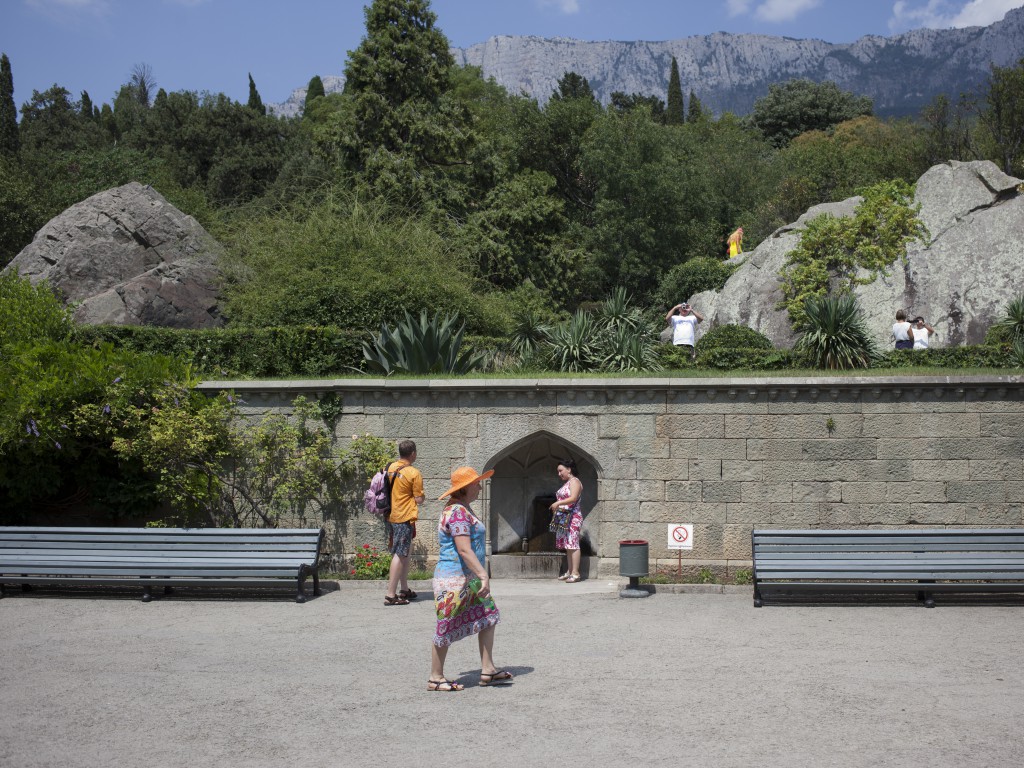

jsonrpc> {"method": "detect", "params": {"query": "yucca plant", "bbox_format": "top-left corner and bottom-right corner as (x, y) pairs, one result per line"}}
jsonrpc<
(510, 308), (551, 357)
(597, 286), (645, 332)
(362, 310), (487, 375)
(796, 294), (876, 370)
(994, 295), (1024, 344)
(600, 323), (664, 372)
(1010, 338), (1024, 369)
(546, 310), (600, 372)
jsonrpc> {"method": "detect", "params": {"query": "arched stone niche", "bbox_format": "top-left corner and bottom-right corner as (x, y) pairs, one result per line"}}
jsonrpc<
(485, 431), (601, 557)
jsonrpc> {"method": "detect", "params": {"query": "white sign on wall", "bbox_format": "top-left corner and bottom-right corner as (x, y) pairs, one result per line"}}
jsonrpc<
(667, 524), (693, 550)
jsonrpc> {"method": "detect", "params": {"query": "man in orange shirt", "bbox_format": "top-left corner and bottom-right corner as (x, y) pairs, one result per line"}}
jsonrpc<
(384, 440), (425, 606)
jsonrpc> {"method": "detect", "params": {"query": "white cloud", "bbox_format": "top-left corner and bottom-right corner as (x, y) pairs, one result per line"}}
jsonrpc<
(754, 0), (822, 22)
(726, 0), (754, 16)
(537, 0), (582, 14)
(727, 0), (823, 23)
(889, 0), (1024, 31)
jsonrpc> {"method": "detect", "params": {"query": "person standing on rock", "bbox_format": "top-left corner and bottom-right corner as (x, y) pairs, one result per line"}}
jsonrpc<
(727, 227), (744, 257)
(666, 302), (704, 360)
(892, 309), (913, 350)
(384, 440), (424, 606)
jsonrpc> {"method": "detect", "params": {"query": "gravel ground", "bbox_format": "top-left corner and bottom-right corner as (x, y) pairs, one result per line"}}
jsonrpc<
(1, 579), (1023, 768)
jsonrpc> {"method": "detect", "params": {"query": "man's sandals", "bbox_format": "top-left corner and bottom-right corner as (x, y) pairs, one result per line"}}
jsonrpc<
(384, 594), (409, 606)
(479, 669), (514, 686)
(427, 678), (464, 692)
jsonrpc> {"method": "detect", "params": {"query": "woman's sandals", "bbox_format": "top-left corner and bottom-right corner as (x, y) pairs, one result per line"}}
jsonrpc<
(427, 678), (464, 692)
(384, 594), (409, 606)
(479, 669), (514, 687)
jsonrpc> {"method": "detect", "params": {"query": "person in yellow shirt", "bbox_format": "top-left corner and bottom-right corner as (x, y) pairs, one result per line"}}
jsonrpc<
(384, 440), (425, 606)
(727, 227), (744, 257)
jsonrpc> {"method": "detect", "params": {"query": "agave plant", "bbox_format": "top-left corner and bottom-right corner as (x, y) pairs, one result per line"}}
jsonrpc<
(362, 310), (487, 375)
(795, 294), (876, 370)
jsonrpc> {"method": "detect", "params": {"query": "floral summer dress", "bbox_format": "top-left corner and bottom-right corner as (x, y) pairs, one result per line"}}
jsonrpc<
(431, 503), (500, 648)
(553, 480), (583, 551)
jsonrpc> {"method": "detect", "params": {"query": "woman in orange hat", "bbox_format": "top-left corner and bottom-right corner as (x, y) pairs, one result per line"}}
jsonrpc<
(427, 466), (513, 692)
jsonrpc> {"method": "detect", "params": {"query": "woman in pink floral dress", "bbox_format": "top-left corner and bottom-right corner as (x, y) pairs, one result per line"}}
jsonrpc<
(549, 458), (584, 582)
(428, 466), (513, 692)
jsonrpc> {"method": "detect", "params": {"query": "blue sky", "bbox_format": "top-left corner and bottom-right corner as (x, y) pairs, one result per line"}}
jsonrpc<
(2, 0), (1022, 109)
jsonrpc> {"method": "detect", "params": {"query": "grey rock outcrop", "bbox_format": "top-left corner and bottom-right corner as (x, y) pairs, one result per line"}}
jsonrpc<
(691, 160), (1024, 349)
(5, 182), (224, 328)
(270, 8), (1023, 117)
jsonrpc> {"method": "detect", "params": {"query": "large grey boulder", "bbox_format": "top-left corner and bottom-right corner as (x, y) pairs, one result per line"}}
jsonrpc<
(691, 160), (1023, 348)
(4, 182), (224, 328)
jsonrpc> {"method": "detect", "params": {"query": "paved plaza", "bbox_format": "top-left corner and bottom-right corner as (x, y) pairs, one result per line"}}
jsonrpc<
(2, 579), (1023, 768)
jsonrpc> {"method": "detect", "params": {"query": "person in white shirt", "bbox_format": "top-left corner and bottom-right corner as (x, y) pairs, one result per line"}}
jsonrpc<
(665, 302), (704, 360)
(911, 316), (934, 350)
(892, 309), (913, 350)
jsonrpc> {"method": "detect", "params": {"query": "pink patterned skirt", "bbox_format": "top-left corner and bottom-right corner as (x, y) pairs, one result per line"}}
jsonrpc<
(431, 574), (501, 647)
(556, 510), (583, 551)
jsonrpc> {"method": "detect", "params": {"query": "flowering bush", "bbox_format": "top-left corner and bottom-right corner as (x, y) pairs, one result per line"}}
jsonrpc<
(350, 543), (391, 579)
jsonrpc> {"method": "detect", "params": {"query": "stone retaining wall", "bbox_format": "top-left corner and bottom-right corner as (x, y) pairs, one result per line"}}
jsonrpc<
(197, 375), (1024, 578)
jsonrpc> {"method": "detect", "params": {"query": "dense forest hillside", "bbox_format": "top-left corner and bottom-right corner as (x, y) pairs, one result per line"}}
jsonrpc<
(2, 0), (1023, 346)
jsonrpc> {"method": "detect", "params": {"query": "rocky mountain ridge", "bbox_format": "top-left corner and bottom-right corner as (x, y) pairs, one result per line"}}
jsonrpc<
(270, 7), (1024, 118)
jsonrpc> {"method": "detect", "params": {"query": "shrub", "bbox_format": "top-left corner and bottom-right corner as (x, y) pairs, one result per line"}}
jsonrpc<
(350, 543), (392, 579)
(876, 345), (1014, 369)
(778, 180), (927, 330)
(796, 294), (876, 370)
(655, 256), (738, 309)
(697, 324), (774, 353)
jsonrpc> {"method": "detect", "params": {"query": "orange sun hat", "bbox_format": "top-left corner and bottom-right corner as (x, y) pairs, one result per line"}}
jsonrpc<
(438, 466), (495, 499)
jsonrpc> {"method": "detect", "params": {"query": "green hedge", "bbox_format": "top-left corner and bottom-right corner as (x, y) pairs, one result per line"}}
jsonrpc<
(74, 325), (1017, 377)
(75, 326), (512, 378)
(876, 345), (1015, 369)
(75, 325), (365, 378)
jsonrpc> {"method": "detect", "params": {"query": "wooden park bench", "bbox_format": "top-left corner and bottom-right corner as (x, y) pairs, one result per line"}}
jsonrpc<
(0, 527), (325, 603)
(752, 529), (1024, 608)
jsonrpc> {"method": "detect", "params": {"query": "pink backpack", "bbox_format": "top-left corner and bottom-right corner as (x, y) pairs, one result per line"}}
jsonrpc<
(363, 462), (402, 517)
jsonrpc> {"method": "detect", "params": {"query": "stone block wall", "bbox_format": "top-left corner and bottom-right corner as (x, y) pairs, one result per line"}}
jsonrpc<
(197, 376), (1024, 577)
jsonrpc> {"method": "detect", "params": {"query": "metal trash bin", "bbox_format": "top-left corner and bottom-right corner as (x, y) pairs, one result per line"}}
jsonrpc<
(619, 539), (651, 598)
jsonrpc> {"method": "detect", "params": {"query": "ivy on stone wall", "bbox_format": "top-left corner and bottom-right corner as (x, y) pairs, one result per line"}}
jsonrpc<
(778, 180), (928, 330)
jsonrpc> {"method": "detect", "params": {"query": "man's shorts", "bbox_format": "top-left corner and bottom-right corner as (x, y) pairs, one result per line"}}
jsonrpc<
(386, 520), (416, 557)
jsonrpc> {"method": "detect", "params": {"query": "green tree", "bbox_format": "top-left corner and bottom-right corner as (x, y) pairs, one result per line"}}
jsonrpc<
(18, 85), (102, 153)
(1, 54), (20, 157)
(921, 93), (977, 165)
(337, 0), (471, 210)
(665, 56), (684, 125)
(551, 71), (596, 104)
(977, 58), (1024, 175)
(129, 62), (155, 107)
(304, 74), (325, 114)
(750, 79), (873, 147)
(247, 72), (265, 114)
(609, 91), (665, 121)
(687, 90), (705, 123)
(79, 90), (94, 120)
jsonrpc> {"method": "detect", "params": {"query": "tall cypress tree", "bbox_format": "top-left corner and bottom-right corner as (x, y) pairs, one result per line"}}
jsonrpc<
(687, 90), (705, 123)
(305, 75), (325, 106)
(80, 90), (94, 120)
(247, 73), (265, 114)
(0, 53), (19, 156)
(665, 56), (684, 125)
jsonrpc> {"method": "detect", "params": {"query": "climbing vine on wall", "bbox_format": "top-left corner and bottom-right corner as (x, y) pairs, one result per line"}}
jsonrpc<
(778, 180), (928, 330)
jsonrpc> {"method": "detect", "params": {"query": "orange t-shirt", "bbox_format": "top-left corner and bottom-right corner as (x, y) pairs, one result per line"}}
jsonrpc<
(388, 460), (423, 524)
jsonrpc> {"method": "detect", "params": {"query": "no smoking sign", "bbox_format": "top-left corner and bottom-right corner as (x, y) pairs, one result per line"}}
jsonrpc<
(667, 524), (693, 550)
